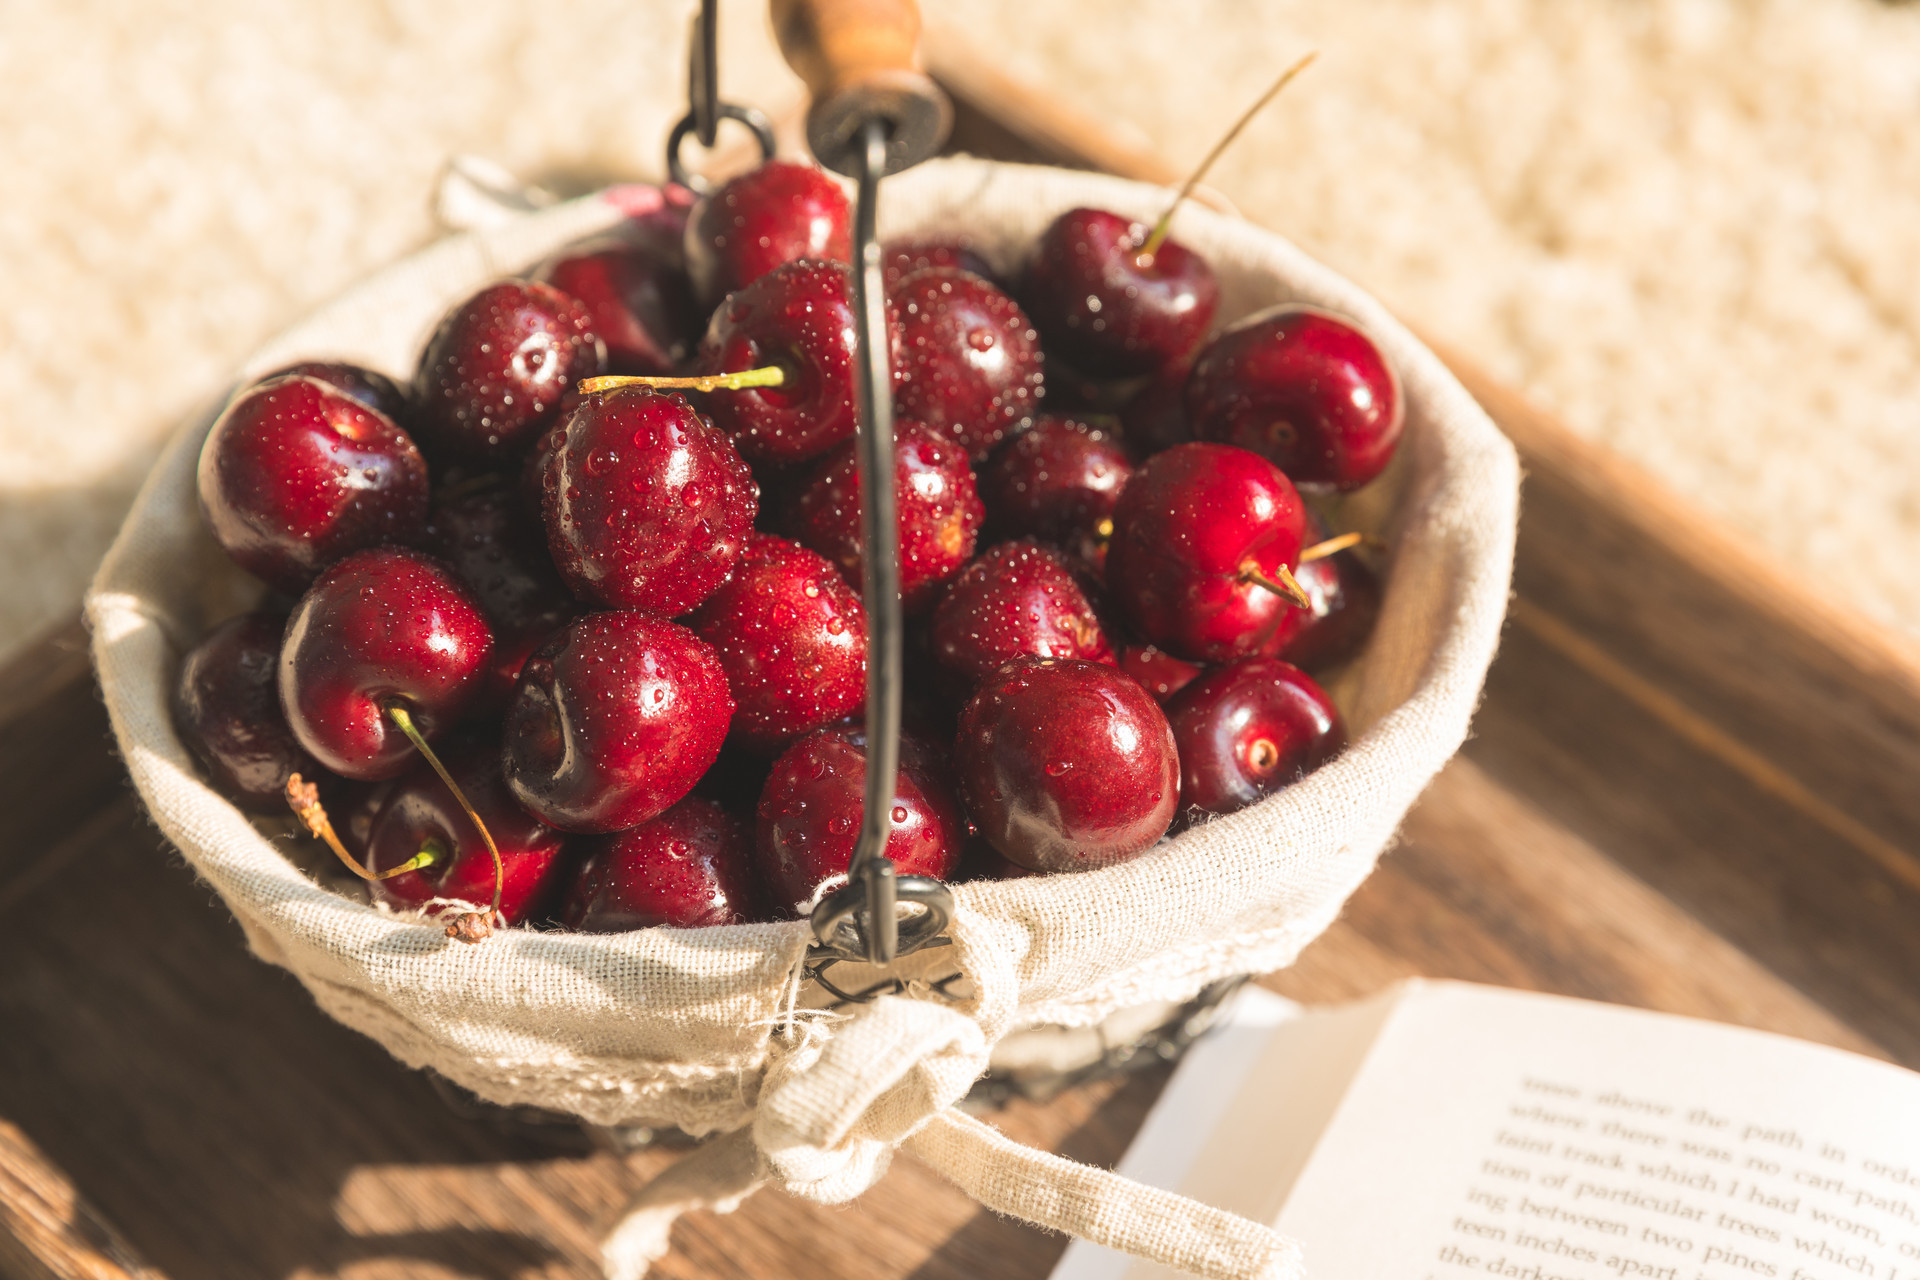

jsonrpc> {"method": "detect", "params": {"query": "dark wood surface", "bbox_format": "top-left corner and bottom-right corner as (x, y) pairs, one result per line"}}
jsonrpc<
(6, 45), (1920, 1280)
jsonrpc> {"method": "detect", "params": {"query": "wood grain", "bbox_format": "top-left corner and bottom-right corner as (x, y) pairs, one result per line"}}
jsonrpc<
(4, 37), (1920, 1280)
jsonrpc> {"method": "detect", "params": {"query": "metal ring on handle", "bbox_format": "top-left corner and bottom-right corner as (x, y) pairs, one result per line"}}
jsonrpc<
(665, 0), (777, 192)
(666, 103), (778, 193)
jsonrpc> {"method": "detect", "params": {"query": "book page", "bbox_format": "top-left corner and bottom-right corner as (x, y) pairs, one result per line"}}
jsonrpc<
(1054, 981), (1920, 1280)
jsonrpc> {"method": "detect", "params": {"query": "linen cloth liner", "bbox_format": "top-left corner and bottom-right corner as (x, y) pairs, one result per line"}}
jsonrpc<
(87, 157), (1518, 1276)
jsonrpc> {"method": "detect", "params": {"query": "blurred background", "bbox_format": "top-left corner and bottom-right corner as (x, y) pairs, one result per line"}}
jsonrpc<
(2, 0), (1917, 665)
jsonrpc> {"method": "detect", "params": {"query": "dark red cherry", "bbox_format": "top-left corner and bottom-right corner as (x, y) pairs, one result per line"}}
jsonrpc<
(954, 656), (1178, 873)
(754, 726), (965, 915)
(787, 418), (983, 613)
(260, 361), (411, 425)
(694, 259), (898, 466)
(930, 541), (1115, 687)
(893, 267), (1045, 460)
(423, 482), (576, 708)
(198, 375), (429, 594)
(1117, 644), (1205, 705)
(366, 739), (570, 924)
(1024, 208), (1219, 379)
(502, 611), (732, 834)
(562, 797), (758, 930)
(1166, 658), (1345, 817)
(684, 160), (851, 307)
(684, 533), (866, 753)
(882, 237), (995, 292)
(414, 280), (607, 465)
(1106, 442), (1308, 662)
(1186, 305), (1403, 491)
(279, 547), (494, 781)
(980, 415), (1133, 572)
(173, 610), (319, 812)
(1278, 545), (1382, 670)
(537, 237), (698, 377)
(541, 387), (757, 615)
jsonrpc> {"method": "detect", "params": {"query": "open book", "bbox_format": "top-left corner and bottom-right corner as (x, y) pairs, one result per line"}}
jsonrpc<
(1052, 981), (1920, 1280)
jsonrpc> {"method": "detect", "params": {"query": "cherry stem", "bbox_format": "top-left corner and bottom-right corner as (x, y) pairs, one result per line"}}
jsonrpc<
(1298, 531), (1370, 563)
(284, 774), (439, 882)
(1238, 561), (1314, 610)
(383, 701), (504, 920)
(577, 368), (785, 396)
(1137, 51), (1318, 262)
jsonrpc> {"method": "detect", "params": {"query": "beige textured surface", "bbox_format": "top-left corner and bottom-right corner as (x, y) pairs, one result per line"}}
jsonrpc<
(6, 0), (1920, 660)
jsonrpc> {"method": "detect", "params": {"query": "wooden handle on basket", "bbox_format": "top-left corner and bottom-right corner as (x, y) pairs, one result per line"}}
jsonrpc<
(770, 0), (951, 175)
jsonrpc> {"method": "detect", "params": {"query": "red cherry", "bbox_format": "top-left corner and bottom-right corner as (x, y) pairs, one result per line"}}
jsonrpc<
(1024, 208), (1219, 379)
(261, 360), (412, 425)
(979, 415), (1133, 573)
(279, 547), (494, 781)
(1278, 545), (1382, 671)
(1186, 306), (1403, 491)
(694, 259), (899, 466)
(787, 418), (984, 613)
(537, 237), (698, 377)
(541, 387), (757, 615)
(502, 611), (732, 834)
(754, 725), (965, 915)
(954, 656), (1178, 873)
(366, 739), (570, 924)
(882, 237), (995, 292)
(562, 797), (758, 930)
(198, 374), (429, 594)
(684, 533), (866, 754)
(423, 482), (576, 709)
(1117, 644), (1205, 705)
(1165, 658), (1345, 817)
(684, 160), (851, 307)
(1106, 442), (1308, 662)
(173, 611), (319, 812)
(893, 267), (1045, 460)
(414, 281), (607, 465)
(929, 541), (1115, 687)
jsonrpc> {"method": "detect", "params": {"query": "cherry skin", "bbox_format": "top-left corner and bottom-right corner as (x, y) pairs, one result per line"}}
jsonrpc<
(541, 386), (757, 615)
(366, 738), (571, 924)
(260, 360), (412, 425)
(979, 415), (1134, 573)
(279, 547), (494, 781)
(173, 610), (319, 812)
(1024, 208), (1219, 379)
(684, 532), (866, 754)
(561, 796), (758, 930)
(423, 481), (576, 709)
(694, 258), (898, 466)
(414, 280), (607, 466)
(929, 540), (1115, 688)
(893, 267), (1045, 460)
(1186, 305), (1403, 491)
(198, 374), (429, 594)
(1106, 442), (1308, 663)
(954, 656), (1179, 873)
(1117, 644), (1205, 705)
(882, 237), (995, 292)
(502, 611), (732, 834)
(1165, 657), (1346, 817)
(1276, 544), (1382, 670)
(754, 725), (965, 914)
(786, 418), (983, 613)
(684, 160), (851, 308)
(537, 236), (698, 377)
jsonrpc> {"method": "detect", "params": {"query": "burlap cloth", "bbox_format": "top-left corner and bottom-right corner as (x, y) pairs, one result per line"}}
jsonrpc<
(87, 157), (1518, 1278)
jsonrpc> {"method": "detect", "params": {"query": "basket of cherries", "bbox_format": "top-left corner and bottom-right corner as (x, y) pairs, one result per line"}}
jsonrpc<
(88, 136), (1515, 1270)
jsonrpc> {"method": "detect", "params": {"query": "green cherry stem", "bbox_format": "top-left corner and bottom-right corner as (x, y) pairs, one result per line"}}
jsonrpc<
(1137, 51), (1318, 262)
(577, 367), (786, 396)
(383, 700), (504, 920)
(285, 774), (439, 881)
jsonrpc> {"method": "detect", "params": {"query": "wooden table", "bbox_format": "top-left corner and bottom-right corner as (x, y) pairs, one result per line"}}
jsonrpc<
(5, 52), (1920, 1280)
